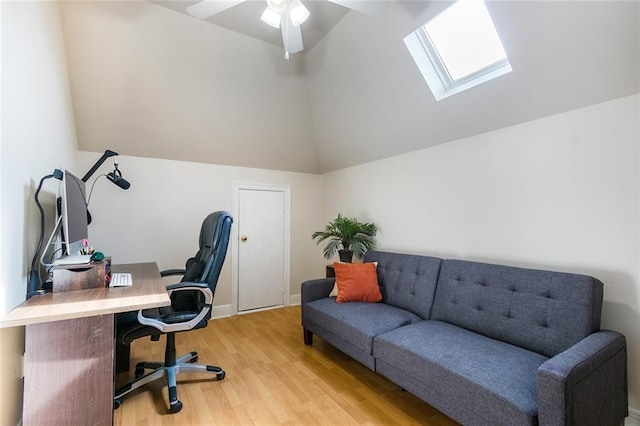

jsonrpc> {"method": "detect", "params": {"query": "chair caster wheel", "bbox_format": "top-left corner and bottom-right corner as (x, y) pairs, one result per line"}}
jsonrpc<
(170, 400), (183, 414)
(114, 398), (122, 410)
(217, 371), (226, 380)
(134, 367), (144, 378)
(190, 355), (198, 363)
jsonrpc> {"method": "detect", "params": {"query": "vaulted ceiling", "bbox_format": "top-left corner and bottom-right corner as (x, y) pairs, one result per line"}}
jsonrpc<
(151, 0), (350, 51)
(60, 1), (640, 174)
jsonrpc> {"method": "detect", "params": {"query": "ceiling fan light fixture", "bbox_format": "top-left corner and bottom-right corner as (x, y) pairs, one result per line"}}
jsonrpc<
(289, 0), (310, 26)
(266, 0), (286, 13)
(261, 7), (281, 28)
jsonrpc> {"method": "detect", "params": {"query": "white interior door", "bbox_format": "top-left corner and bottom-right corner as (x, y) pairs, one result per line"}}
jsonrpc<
(237, 188), (285, 312)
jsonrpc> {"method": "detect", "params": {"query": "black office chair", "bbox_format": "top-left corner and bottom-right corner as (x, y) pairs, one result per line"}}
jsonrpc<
(114, 211), (233, 414)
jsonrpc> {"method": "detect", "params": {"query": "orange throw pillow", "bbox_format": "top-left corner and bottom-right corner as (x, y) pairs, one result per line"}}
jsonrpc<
(333, 262), (382, 303)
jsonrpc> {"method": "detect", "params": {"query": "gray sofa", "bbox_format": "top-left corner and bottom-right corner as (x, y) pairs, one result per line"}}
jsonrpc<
(301, 251), (628, 425)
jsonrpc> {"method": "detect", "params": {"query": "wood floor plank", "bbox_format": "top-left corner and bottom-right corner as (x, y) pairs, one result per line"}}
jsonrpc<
(114, 306), (459, 425)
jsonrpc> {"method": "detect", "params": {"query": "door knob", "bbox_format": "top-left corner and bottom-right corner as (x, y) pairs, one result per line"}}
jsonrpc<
(240, 235), (248, 242)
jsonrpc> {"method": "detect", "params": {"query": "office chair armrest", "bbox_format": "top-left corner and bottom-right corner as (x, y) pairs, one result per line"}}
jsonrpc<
(137, 283), (213, 333)
(160, 269), (187, 278)
(165, 282), (209, 291)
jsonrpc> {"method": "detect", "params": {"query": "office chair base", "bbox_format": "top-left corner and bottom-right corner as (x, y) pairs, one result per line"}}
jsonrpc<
(114, 350), (225, 414)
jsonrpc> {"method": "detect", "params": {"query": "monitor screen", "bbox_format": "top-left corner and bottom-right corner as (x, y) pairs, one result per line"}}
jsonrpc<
(61, 170), (88, 255)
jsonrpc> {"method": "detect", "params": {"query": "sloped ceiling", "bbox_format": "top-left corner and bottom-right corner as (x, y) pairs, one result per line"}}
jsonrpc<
(151, 0), (350, 51)
(60, 1), (640, 174)
(306, 0), (640, 171)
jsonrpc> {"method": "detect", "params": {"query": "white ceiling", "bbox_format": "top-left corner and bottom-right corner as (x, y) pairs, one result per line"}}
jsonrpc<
(59, 1), (640, 174)
(152, 0), (350, 52)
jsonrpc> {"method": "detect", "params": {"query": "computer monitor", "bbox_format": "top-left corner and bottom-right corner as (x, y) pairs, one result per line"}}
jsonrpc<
(61, 170), (89, 256)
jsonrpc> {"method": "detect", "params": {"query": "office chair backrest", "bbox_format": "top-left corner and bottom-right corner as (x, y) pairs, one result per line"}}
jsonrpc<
(174, 211), (233, 315)
(196, 211), (232, 289)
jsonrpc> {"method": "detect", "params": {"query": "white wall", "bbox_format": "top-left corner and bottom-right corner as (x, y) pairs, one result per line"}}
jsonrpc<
(322, 94), (640, 413)
(0, 1), (79, 425)
(77, 152), (325, 309)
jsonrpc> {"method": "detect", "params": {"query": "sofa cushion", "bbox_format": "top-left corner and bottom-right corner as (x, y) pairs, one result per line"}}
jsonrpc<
(364, 251), (442, 319)
(373, 320), (549, 425)
(333, 262), (382, 303)
(432, 259), (603, 357)
(303, 297), (422, 355)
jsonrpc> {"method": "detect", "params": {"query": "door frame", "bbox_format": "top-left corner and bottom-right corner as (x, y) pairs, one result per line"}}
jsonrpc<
(231, 183), (291, 315)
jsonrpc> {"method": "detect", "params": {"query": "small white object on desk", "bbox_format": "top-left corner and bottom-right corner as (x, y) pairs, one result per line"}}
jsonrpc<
(110, 273), (132, 287)
(53, 254), (92, 266)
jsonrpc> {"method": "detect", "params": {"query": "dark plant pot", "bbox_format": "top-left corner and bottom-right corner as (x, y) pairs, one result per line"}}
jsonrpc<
(338, 250), (353, 263)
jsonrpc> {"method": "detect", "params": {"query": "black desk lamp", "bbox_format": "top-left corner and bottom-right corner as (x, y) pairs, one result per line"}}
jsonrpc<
(81, 149), (130, 189)
(27, 149), (131, 298)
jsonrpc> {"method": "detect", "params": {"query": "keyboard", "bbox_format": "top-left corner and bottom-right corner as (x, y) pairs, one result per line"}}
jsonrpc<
(110, 273), (132, 287)
(53, 255), (92, 266)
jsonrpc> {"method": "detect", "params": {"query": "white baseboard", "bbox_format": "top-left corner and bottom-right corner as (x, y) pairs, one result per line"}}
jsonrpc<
(212, 295), (300, 320)
(627, 407), (640, 425)
(211, 304), (233, 319)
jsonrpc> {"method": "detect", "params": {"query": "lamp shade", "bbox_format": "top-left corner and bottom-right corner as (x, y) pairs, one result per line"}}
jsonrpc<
(289, 0), (310, 26)
(261, 7), (281, 28)
(266, 0), (286, 12)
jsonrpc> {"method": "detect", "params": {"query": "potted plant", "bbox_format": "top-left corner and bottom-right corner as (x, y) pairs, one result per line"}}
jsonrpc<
(312, 214), (378, 263)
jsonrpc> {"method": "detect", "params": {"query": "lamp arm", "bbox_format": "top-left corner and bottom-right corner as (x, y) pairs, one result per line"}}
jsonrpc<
(81, 149), (118, 182)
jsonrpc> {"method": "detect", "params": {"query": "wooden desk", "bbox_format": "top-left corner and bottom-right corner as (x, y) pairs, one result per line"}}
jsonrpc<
(0, 262), (170, 426)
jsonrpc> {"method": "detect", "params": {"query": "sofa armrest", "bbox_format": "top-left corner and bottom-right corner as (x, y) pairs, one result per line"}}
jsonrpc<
(301, 277), (335, 305)
(300, 277), (335, 345)
(537, 330), (627, 426)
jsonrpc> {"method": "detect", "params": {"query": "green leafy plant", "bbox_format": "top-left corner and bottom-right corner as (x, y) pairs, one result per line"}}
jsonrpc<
(312, 214), (378, 262)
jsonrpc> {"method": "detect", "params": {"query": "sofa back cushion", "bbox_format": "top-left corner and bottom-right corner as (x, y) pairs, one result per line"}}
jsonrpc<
(431, 259), (603, 357)
(364, 251), (442, 320)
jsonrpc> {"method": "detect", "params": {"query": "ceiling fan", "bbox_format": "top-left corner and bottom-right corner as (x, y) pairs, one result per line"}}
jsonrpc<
(186, 0), (388, 59)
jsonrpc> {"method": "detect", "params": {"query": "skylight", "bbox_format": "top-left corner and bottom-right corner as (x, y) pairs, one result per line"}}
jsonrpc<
(404, 0), (512, 101)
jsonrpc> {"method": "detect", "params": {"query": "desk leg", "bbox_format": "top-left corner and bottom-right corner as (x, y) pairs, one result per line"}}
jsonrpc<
(23, 315), (114, 426)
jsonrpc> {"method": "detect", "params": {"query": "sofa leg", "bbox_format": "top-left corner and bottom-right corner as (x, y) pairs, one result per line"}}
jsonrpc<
(303, 328), (313, 345)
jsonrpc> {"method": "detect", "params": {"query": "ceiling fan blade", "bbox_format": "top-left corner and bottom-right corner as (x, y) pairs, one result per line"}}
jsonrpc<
(327, 0), (388, 15)
(186, 0), (246, 20)
(281, 16), (304, 55)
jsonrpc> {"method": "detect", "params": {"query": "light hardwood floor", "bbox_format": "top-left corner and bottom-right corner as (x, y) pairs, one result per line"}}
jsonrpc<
(114, 306), (458, 425)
